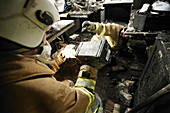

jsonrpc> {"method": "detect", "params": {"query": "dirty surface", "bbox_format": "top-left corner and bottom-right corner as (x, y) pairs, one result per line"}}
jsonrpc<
(54, 32), (149, 113)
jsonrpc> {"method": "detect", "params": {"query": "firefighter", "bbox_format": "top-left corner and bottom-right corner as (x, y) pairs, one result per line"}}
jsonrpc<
(0, 0), (103, 113)
(82, 21), (131, 50)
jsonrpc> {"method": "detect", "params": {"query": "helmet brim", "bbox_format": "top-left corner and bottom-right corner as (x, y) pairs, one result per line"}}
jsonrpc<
(0, 15), (45, 48)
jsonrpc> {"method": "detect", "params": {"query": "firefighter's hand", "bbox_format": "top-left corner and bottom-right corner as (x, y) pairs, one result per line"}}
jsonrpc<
(75, 65), (98, 93)
(120, 28), (134, 39)
(52, 48), (66, 66)
(51, 48), (66, 72)
(82, 21), (95, 32)
(78, 65), (98, 80)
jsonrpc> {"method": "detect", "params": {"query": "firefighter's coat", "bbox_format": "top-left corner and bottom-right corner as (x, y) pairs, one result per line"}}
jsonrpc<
(0, 56), (97, 113)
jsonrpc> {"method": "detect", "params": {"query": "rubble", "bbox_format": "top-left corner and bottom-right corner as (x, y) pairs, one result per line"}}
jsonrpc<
(119, 90), (132, 106)
(69, 34), (79, 40)
(111, 66), (126, 72)
(113, 103), (121, 113)
(64, 0), (104, 13)
(105, 99), (115, 113)
(124, 108), (132, 113)
(115, 80), (135, 106)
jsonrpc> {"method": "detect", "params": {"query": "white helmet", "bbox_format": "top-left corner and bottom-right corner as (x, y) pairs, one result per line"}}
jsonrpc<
(0, 0), (60, 48)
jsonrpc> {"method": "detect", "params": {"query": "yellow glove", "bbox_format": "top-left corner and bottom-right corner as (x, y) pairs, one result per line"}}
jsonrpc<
(82, 21), (96, 32)
(75, 65), (98, 91)
(51, 48), (66, 72)
(78, 65), (98, 80)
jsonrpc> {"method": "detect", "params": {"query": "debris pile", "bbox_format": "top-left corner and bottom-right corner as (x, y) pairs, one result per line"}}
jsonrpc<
(64, 0), (104, 13)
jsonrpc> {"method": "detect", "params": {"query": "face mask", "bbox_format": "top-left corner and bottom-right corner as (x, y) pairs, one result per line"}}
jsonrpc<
(27, 41), (55, 64)
(40, 41), (52, 61)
